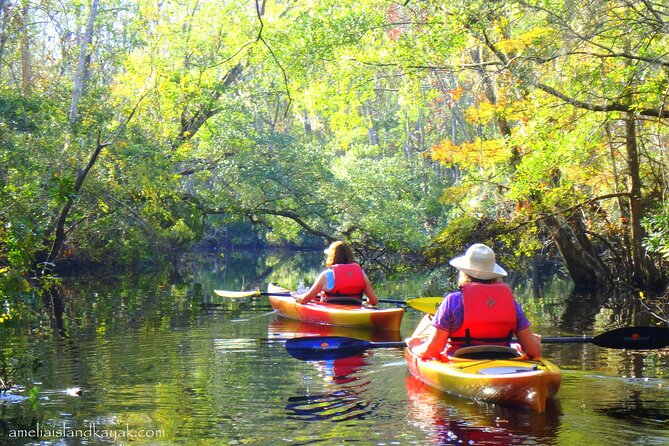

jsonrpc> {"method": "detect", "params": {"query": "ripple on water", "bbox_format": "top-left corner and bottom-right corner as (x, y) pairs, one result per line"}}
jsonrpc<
(0, 392), (28, 404)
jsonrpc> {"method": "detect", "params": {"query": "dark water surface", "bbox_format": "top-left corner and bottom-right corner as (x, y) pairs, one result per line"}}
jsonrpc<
(1, 250), (668, 445)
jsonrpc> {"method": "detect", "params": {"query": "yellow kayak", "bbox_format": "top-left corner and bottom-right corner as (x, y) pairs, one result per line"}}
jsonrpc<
(405, 315), (561, 412)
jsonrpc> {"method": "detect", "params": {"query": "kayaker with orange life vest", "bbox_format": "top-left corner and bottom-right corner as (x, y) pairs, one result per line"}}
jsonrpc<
(290, 241), (380, 306)
(412, 243), (542, 359)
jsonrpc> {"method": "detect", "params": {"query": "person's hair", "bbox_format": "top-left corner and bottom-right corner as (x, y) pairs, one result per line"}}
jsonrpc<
(325, 241), (356, 267)
(457, 271), (502, 287)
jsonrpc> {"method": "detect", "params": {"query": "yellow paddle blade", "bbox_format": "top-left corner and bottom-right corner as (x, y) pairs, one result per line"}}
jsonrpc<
(213, 289), (262, 298)
(405, 296), (444, 315)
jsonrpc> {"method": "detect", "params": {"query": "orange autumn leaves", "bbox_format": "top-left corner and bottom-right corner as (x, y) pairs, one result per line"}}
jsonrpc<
(428, 98), (512, 169)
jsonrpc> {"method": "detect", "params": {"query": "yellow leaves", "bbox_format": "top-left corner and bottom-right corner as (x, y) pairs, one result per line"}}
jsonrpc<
(430, 137), (509, 169)
(439, 185), (470, 205)
(496, 27), (555, 54)
(465, 101), (498, 124)
(0, 300), (15, 324)
(98, 199), (110, 214)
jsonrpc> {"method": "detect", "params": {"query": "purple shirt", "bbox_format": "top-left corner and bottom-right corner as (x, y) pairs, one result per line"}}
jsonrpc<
(431, 290), (531, 334)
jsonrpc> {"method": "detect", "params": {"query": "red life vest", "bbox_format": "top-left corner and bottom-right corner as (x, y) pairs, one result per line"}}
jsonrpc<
(322, 263), (365, 304)
(448, 282), (517, 350)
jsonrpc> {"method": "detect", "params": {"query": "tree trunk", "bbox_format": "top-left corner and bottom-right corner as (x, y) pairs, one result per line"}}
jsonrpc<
(174, 63), (243, 149)
(69, 0), (99, 126)
(625, 115), (663, 290)
(0, 0), (10, 67)
(605, 122), (632, 277)
(20, 0), (31, 95)
(541, 213), (611, 290)
(469, 46), (519, 167)
(41, 140), (105, 274)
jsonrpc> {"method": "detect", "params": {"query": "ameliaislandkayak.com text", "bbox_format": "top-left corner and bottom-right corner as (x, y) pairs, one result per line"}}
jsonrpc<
(7, 422), (166, 442)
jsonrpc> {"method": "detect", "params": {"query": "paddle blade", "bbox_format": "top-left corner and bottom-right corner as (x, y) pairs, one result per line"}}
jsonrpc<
(213, 289), (262, 298)
(592, 326), (669, 350)
(285, 336), (372, 360)
(405, 297), (443, 315)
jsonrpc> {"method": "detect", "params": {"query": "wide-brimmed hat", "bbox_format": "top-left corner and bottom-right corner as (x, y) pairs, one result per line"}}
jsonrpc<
(449, 243), (507, 280)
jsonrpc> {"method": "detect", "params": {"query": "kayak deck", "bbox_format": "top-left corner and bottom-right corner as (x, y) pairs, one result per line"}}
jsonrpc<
(406, 315), (561, 412)
(267, 284), (404, 331)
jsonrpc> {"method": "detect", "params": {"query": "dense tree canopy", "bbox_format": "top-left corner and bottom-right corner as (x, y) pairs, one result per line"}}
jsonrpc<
(1, 0), (669, 296)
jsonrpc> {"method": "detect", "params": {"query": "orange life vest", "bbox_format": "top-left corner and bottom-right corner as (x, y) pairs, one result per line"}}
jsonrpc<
(448, 282), (517, 350)
(322, 263), (365, 304)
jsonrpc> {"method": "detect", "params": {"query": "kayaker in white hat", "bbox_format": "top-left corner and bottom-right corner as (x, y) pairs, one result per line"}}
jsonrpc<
(291, 241), (380, 306)
(412, 243), (542, 359)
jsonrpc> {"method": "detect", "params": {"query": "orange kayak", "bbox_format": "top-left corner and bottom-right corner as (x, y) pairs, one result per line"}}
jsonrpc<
(268, 317), (403, 342)
(405, 315), (561, 412)
(267, 284), (404, 331)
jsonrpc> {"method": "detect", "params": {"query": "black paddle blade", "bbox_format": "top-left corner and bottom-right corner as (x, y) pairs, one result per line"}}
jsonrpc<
(285, 336), (372, 361)
(592, 326), (669, 350)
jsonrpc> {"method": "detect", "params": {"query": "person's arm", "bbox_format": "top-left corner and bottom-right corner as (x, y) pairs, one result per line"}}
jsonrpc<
(412, 326), (449, 359)
(362, 273), (378, 306)
(291, 272), (326, 304)
(513, 301), (542, 358)
(411, 292), (457, 359)
(516, 326), (542, 359)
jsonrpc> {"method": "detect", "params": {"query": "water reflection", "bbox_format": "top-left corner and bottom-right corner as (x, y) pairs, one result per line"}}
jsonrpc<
(267, 317), (403, 343)
(285, 387), (378, 422)
(405, 375), (562, 445)
(285, 346), (382, 422)
(278, 321), (394, 423)
(597, 397), (669, 425)
(3, 250), (669, 445)
(559, 290), (609, 332)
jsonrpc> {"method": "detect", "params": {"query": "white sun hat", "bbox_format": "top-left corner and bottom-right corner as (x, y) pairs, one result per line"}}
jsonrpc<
(449, 243), (507, 280)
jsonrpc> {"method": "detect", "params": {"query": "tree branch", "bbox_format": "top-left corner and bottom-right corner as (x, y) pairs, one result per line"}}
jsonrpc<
(255, 0), (292, 117)
(253, 207), (335, 242)
(506, 192), (632, 232)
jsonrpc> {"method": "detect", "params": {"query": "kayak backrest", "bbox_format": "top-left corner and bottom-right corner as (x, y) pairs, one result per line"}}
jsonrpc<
(452, 345), (522, 360)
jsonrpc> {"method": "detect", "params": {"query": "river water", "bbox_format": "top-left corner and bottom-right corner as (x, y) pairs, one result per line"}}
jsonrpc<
(0, 250), (667, 445)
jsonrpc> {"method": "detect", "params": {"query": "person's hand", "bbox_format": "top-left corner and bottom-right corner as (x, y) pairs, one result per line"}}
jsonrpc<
(410, 341), (437, 360)
(290, 291), (303, 303)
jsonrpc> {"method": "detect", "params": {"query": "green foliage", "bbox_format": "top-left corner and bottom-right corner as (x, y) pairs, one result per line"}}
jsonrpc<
(1, 0), (669, 291)
(0, 91), (41, 133)
(642, 206), (669, 259)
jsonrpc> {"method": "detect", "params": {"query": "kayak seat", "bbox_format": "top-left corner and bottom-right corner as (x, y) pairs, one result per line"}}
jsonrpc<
(452, 345), (522, 360)
(321, 297), (363, 305)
